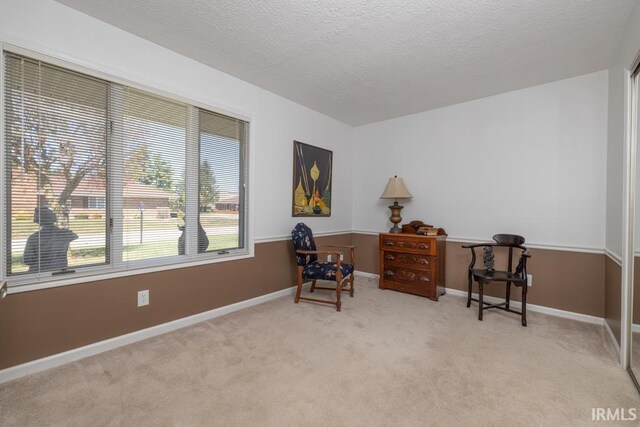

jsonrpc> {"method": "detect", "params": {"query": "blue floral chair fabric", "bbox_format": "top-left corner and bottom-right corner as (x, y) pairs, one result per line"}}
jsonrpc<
(292, 223), (318, 266)
(291, 223), (356, 312)
(303, 262), (354, 281)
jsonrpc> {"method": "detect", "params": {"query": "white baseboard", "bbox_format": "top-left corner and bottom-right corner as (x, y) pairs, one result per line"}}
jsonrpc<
(444, 288), (604, 325)
(605, 320), (621, 358)
(356, 272), (605, 326)
(354, 270), (379, 280)
(0, 284), (304, 385)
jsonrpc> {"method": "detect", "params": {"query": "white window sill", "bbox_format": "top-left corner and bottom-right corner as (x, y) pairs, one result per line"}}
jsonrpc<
(5, 250), (254, 294)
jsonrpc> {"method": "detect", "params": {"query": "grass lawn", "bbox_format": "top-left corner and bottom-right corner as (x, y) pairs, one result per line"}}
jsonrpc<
(10, 212), (239, 239)
(10, 234), (240, 274)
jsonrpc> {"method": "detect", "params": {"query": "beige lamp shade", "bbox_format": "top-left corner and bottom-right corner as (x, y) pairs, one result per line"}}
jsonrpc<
(380, 176), (413, 199)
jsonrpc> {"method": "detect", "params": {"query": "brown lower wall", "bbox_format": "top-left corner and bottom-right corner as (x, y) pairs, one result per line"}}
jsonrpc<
(353, 233), (606, 318)
(0, 233), (351, 370)
(605, 255), (622, 345)
(0, 232), (611, 371)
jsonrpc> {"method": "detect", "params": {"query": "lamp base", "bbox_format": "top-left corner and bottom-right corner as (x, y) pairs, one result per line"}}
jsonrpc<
(389, 224), (402, 233)
(388, 202), (403, 234)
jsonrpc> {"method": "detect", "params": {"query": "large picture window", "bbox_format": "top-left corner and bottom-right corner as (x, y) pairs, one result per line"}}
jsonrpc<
(2, 50), (250, 286)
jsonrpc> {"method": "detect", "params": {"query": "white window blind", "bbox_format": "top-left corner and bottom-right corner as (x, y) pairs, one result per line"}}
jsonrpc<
(198, 110), (249, 253)
(118, 88), (187, 263)
(2, 49), (250, 286)
(4, 52), (109, 276)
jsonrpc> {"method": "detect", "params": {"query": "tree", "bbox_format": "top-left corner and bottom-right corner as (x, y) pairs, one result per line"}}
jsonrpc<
(171, 173), (186, 213)
(7, 90), (106, 227)
(139, 154), (173, 190)
(125, 144), (150, 183)
(125, 143), (174, 190)
(199, 160), (219, 212)
(170, 161), (219, 213)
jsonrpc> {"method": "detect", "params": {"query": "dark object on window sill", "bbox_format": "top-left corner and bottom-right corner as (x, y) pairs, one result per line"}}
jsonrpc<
(52, 269), (76, 276)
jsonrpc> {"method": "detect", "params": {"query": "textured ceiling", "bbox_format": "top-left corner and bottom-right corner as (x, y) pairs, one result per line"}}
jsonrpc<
(56, 0), (637, 125)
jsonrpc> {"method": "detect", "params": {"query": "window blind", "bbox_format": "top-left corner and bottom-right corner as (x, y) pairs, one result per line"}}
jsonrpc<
(198, 110), (249, 253)
(4, 52), (109, 276)
(117, 88), (187, 263)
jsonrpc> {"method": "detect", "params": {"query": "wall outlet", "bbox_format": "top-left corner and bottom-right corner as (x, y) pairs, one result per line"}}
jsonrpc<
(527, 274), (533, 287)
(137, 290), (149, 307)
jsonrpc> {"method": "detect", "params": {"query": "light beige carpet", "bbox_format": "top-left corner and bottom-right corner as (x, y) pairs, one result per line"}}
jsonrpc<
(1, 277), (637, 426)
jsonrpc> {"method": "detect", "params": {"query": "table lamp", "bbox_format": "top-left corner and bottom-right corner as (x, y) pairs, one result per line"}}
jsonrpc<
(380, 176), (413, 233)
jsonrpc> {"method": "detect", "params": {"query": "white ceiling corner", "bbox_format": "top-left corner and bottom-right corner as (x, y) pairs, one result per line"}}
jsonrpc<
(55, 0), (637, 126)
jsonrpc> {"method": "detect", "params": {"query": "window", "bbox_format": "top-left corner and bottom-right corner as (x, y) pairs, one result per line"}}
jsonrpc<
(198, 110), (248, 253)
(2, 49), (250, 286)
(87, 197), (106, 209)
(4, 53), (109, 275)
(120, 89), (187, 262)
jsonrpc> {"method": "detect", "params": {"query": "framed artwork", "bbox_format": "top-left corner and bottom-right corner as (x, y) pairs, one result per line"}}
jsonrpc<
(292, 141), (332, 217)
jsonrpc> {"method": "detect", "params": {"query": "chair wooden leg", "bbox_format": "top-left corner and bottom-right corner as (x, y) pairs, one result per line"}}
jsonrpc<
(310, 280), (316, 293)
(505, 282), (511, 310)
(349, 275), (354, 297)
(467, 271), (473, 308)
(336, 280), (342, 312)
(478, 282), (484, 321)
(522, 284), (528, 327)
(294, 267), (304, 304)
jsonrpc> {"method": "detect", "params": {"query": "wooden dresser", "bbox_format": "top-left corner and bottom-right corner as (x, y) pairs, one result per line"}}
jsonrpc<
(379, 233), (446, 300)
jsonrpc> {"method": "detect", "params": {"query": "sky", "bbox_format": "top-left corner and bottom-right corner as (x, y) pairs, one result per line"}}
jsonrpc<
(135, 122), (240, 194)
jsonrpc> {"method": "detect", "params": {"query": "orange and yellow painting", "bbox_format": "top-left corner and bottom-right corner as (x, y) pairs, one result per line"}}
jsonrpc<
(292, 141), (332, 217)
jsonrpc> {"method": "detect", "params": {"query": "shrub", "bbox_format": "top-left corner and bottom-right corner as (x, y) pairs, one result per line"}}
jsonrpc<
(14, 213), (32, 221)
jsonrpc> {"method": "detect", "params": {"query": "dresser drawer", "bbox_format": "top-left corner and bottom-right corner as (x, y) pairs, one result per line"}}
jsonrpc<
(381, 266), (434, 286)
(380, 235), (436, 255)
(381, 267), (434, 297)
(382, 251), (434, 271)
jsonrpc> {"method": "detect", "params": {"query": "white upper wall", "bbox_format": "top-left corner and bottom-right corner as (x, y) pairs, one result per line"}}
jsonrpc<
(0, 0), (354, 241)
(0, 0), (621, 252)
(353, 71), (609, 250)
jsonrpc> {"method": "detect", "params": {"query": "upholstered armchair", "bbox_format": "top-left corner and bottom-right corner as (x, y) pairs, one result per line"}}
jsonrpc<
(291, 223), (355, 311)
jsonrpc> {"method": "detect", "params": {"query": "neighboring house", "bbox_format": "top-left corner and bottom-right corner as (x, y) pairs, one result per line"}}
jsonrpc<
(213, 193), (240, 211)
(11, 170), (177, 217)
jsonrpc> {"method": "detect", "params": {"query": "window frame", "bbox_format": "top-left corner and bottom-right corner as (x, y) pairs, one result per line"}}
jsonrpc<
(0, 42), (254, 293)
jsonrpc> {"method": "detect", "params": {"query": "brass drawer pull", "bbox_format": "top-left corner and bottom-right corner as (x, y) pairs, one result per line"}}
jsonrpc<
(384, 270), (395, 277)
(420, 276), (431, 282)
(385, 240), (395, 246)
(418, 258), (429, 265)
(418, 243), (429, 249)
(385, 254), (395, 260)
